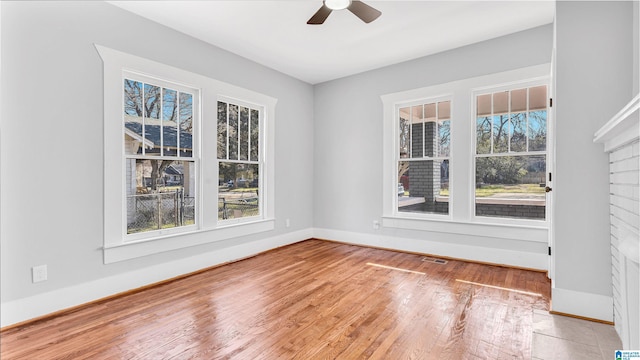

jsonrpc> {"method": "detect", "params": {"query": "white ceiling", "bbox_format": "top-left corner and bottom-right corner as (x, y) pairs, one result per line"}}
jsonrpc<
(110, 1), (555, 84)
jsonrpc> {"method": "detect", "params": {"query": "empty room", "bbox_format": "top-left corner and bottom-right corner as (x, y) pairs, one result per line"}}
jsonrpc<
(1, 1), (639, 359)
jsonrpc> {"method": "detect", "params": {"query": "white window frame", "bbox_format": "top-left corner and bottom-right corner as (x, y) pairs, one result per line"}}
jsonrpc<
(393, 95), (453, 220)
(381, 64), (550, 243)
(216, 96), (266, 226)
(122, 72), (200, 242)
(471, 78), (550, 225)
(96, 45), (276, 264)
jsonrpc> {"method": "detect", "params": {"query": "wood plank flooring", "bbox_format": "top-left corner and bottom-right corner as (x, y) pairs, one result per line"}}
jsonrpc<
(1, 239), (550, 359)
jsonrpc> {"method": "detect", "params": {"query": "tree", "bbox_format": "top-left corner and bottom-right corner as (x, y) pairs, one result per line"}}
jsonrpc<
(124, 79), (194, 192)
(149, 160), (173, 191)
(476, 156), (528, 185)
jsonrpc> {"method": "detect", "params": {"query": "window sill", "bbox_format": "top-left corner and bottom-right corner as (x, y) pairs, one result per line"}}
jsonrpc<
(104, 218), (275, 264)
(381, 216), (547, 243)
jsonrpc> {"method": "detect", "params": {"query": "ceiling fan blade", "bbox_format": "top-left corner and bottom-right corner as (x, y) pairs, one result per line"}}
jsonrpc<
(347, 0), (381, 23)
(307, 5), (332, 25)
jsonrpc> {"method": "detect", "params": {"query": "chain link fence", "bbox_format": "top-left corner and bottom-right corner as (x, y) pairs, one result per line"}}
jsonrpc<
(218, 197), (259, 220)
(127, 189), (195, 234)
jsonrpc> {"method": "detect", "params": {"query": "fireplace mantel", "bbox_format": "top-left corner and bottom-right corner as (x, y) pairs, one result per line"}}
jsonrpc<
(594, 93), (640, 152)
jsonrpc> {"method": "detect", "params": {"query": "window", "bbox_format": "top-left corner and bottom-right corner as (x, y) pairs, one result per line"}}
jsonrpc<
(123, 76), (198, 238)
(474, 84), (548, 220)
(97, 45), (276, 263)
(217, 100), (262, 222)
(382, 65), (550, 246)
(397, 99), (451, 215)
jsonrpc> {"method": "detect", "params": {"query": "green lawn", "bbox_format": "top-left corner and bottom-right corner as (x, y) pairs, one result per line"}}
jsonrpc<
(435, 184), (544, 197)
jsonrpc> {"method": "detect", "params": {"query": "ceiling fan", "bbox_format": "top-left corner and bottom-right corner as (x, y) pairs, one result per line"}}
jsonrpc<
(307, 0), (382, 25)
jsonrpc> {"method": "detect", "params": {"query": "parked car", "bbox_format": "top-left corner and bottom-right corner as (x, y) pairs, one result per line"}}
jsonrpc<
(237, 178), (249, 187)
(398, 184), (405, 196)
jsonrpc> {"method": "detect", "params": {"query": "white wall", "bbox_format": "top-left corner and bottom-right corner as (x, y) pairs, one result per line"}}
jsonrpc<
(0, 1), (314, 325)
(553, 1), (634, 321)
(2, 0), (636, 328)
(313, 25), (553, 267)
(635, 0), (639, 95)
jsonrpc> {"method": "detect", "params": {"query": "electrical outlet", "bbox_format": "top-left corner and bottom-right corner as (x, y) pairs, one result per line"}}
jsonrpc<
(32, 265), (47, 283)
(285, 218), (291, 228)
(373, 220), (380, 230)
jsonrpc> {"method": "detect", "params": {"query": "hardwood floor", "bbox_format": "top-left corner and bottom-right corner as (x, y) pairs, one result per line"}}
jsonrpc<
(1, 239), (550, 359)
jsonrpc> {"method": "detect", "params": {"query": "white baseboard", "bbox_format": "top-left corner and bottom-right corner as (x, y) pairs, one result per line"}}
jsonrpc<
(10, 227), (610, 328)
(0, 229), (312, 328)
(313, 228), (548, 270)
(551, 287), (613, 322)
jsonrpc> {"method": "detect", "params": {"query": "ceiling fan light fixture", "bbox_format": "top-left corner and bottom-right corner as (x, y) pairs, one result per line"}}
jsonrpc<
(324, 0), (351, 11)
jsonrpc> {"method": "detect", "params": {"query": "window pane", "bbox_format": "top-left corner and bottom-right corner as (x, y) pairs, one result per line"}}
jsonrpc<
(399, 107), (410, 158)
(510, 112), (527, 152)
(239, 107), (249, 161)
(179, 92), (193, 157)
(438, 120), (450, 157)
(510, 89), (527, 152)
(476, 94), (491, 155)
(217, 101), (227, 160)
(437, 101), (450, 120)
(162, 88), (178, 157)
(228, 104), (239, 160)
(250, 109), (259, 161)
(475, 155), (546, 220)
(218, 162), (259, 220)
(477, 94), (491, 117)
(493, 91), (508, 114)
(162, 88), (177, 122)
(397, 159), (449, 215)
(529, 110), (547, 151)
(124, 79), (143, 155)
(126, 159), (196, 234)
(476, 116), (491, 154)
(510, 88), (527, 113)
(144, 84), (161, 156)
(529, 85), (547, 111)
(493, 115), (509, 153)
(423, 104), (441, 158)
(411, 105), (424, 158)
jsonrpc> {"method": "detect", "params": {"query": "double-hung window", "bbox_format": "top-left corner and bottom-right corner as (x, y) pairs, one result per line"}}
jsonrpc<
(97, 45), (276, 263)
(217, 99), (263, 222)
(474, 83), (548, 220)
(396, 98), (451, 216)
(123, 75), (199, 238)
(383, 64), (550, 233)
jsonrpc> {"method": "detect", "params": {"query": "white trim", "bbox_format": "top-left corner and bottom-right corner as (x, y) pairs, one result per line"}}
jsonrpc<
(215, 97), (266, 227)
(381, 64), (551, 231)
(470, 79), (550, 224)
(394, 95), (453, 219)
(104, 219), (275, 263)
(551, 287), (614, 322)
(594, 93), (640, 152)
(381, 217), (547, 243)
(313, 228), (548, 270)
(1, 228), (312, 328)
(95, 44), (277, 263)
(1, 226), (550, 328)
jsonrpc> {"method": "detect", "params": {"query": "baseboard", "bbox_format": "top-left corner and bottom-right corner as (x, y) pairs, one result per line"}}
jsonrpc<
(1, 226), (550, 329)
(313, 228), (548, 271)
(0, 228), (312, 329)
(551, 287), (613, 323)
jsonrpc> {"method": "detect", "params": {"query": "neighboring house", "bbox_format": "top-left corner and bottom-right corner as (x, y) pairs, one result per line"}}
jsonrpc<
(124, 115), (193, 157)
(163, 165), (184, 186)
(123, 115), (193, 196)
